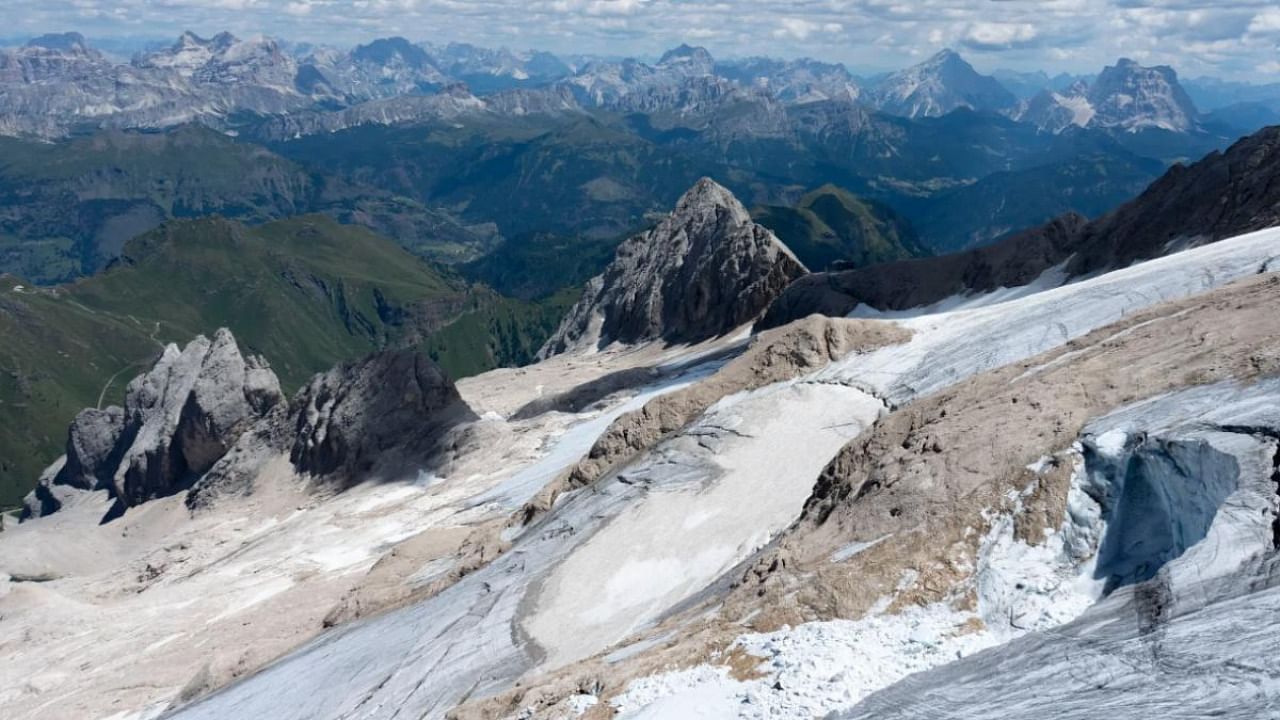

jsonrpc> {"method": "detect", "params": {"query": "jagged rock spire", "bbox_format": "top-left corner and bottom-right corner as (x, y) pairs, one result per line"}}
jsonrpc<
(539, 178), (807, 357)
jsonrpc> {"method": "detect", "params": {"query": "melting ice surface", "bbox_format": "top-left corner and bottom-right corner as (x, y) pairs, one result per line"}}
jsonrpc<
(171, 228), (1280, 720)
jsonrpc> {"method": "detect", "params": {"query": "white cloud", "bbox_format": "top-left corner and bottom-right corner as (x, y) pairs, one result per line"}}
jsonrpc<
(1248, 8), (1280, 35)
(772, 17), (842, 41)
(962, 21), (1039, 49)
(585, 0), (649, 16)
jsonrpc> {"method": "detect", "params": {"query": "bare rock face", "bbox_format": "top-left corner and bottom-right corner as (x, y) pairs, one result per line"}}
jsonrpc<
(759, 213), (1087, 329)
(539, 178), (807, 357)
(187, 349), (477, 509)
(288, 350), (478, 485)
(22, 329), (283, 520)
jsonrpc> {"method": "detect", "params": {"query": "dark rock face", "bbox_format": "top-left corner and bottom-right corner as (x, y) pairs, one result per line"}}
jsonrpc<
(24, 332), (478, 518)
(186, 349), (477, 509)
(540, 178), (807, 357)
(760, 213), (1087, 328)
(22, 329), (283, 520)
(1067, 125), (1280, 275)
(288, 350), (477, 484)
(762, 125), (1280, 327)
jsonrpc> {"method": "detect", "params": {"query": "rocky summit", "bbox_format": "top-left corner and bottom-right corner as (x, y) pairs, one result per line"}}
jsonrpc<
(22, 329), (283, 521)
(539, 178), (807, 357)
(190, 348), (477, 508)
(287, 350), (477, 484)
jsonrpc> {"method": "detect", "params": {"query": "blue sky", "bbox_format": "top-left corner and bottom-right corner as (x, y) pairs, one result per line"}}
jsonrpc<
(6, 0), (1280, 80)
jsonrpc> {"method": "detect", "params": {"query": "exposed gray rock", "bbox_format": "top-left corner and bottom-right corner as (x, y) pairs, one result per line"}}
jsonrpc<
(57, 407), (128, 491)
(184, 404), (293, 510)
(760, 213), (1087, 328)
(867, 49), (1017, 119)
(288, 349), (478, 485)
(1017, 58), (1200, 134)
(1087, 58), (1200, 132)
(21, 329), (283, 521)
(188, 349), (478, 508)
(539, 178), (807, 357)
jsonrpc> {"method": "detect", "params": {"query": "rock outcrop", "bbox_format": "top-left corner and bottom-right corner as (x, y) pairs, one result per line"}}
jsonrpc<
(288, 350), (478, 483)
(539, 178), (807, 357)
(188, 349), (478, 508)
(22, 329), (283, 520)
(24, 331), (478, 519)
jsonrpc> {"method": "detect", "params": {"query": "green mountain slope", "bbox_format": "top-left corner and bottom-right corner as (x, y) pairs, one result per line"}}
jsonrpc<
(0, 215), (561, 508)
(904, 152), (1166, 252)
(459, 231), (618, 301)
(0, 126), (494, 284)
(753, 185), (928, 271)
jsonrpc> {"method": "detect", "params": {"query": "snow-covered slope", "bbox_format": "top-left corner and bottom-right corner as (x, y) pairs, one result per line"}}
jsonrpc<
(160, 227), (1280, 720)
(838, 380), (1280, 720)
(0, 339), (733, 720)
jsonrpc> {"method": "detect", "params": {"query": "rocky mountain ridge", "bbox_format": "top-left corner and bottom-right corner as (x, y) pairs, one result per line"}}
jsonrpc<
(24, 330), (475, 521)
(0, 33), (1245, 141)
(539, 178), (807, 357)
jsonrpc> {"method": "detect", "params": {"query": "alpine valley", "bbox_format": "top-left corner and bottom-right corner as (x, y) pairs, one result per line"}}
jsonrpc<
(2, 21), (1280, 720)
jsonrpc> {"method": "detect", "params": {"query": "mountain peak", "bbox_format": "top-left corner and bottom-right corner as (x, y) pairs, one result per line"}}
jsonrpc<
(871, 46), (1015, 118)
(539, 178), (805, 356)
(659, 44), (713, 65)
(928, 48), (963, 64)
(352, 36), (433, 68)
(674, 177), (749, 221)
(24, 32), (89, 53)
(176, 30), (205, 47)
(1089, 57), (1198, 132)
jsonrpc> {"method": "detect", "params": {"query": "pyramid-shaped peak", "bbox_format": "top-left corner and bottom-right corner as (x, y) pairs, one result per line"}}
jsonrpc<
(674, 178), (749, 219)
(927, 48), (964, 65)
(538, 177), (805, 357)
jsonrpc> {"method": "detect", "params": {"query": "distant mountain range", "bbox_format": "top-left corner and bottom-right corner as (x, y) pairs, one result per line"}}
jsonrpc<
(0, 31), (1269, 366)
(3, 32), (1277, 142)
